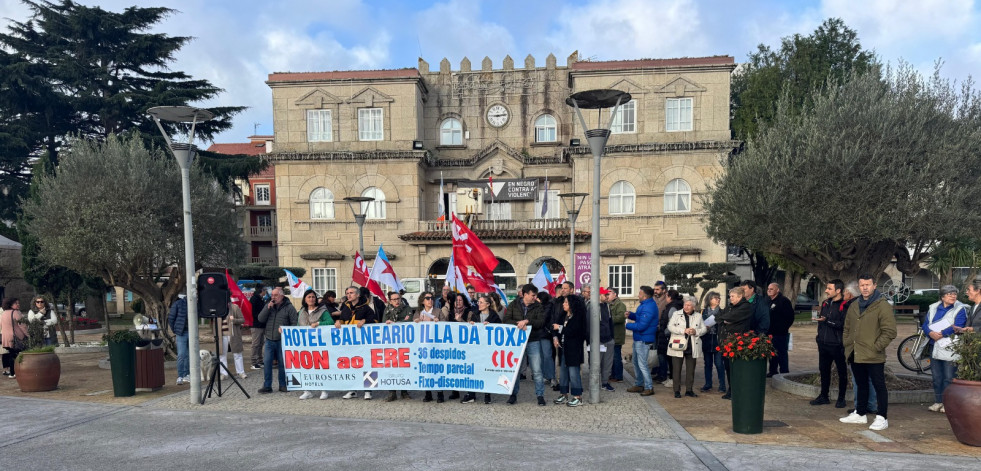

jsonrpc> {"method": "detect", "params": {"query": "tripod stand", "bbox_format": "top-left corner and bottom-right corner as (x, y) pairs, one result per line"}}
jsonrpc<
(201, 318), (250, 404)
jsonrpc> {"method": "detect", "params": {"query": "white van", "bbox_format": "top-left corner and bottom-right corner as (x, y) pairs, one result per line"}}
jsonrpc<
(401, 278), (426, 310)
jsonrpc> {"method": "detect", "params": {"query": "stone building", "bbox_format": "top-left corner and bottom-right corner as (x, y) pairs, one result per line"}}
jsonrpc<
(265, 52), (739, 300)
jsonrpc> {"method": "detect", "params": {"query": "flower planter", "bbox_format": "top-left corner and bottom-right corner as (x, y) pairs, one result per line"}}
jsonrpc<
(943, 379), (981, 446)
(108, 339), (137, 397)
(731, 358), (767, 434)
(15, 351), (61, 392)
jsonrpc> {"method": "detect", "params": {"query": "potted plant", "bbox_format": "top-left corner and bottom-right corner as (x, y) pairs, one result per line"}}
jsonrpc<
(104, 329), (141, 397)
(717, 331), (776, 434)
(943, 331), (981, 446)
(15, 312), (61, 392)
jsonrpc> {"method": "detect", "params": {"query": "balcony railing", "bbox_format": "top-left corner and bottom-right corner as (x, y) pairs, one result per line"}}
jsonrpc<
(249, 225), (276, 237)
(419, 218), (571, 233)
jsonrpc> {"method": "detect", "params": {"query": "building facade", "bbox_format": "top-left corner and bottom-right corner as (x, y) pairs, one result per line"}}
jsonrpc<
(266, 52), (738, 299)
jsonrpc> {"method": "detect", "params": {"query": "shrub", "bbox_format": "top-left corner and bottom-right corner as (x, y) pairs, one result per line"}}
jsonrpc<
(953, 332), (981, 382)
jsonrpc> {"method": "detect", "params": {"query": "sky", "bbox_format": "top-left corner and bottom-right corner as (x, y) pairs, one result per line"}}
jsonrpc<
(1, 0), (979, 144)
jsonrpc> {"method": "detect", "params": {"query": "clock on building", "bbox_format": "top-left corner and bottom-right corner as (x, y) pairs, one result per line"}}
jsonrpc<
(486, 104), (510, 128)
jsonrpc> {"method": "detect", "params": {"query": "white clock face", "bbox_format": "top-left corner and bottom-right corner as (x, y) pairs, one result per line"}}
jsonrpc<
(486, 104), (509, 127)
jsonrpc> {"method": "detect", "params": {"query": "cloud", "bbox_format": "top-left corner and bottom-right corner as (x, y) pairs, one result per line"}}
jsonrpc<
(545, 0), (708, 60)
(414, 0), (517, 65)
(821, 0), (975, 45)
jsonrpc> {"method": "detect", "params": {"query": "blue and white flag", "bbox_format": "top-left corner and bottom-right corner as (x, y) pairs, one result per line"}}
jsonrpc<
(284, 269), (310, 299)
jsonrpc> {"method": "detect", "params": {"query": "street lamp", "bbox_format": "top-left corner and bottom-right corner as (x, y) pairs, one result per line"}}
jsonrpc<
(343, 196), (375, 256)
(566, 89), (631, 405)
(558, 192), (588, 286)
(148, 105), (214, 405)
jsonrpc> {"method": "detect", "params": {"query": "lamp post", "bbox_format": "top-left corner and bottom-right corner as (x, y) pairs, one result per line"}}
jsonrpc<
(566, 89), (631, 405)
(148, 105), (214, 405)
(558, 192), (588, 286)
(343, 196), (375, 256)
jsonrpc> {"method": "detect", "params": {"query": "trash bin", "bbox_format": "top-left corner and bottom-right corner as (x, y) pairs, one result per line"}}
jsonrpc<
(135, 338), (165, 392)
(108, 340), (137, 397)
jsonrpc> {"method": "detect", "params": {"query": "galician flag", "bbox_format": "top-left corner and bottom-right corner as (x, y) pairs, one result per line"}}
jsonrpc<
(369, 245), (405, 292)
(284, 269), (310, 299)
(531, 263), (557, 296)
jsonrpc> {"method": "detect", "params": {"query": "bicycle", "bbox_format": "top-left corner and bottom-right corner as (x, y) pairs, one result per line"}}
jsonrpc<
(897, 312), (932, 374)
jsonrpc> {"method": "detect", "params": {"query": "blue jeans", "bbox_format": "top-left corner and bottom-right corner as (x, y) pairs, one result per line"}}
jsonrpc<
(703, 350), (726, 390)
(538, 338), (556, 381)
(769, 334), (790, 374)
(263, 338), (286, 389)
(850, 370), (877, 412)
(176, 331), (189, 378)
(558, 356), (583, 396)
(931, 359), (957, 403)
(512, 339), (545, 397)
(611, 344), (624, 381)
(632, 340), (653, 390)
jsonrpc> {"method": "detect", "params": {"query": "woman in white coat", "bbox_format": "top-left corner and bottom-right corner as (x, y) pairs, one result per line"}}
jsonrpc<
(668, 296), (707, 398)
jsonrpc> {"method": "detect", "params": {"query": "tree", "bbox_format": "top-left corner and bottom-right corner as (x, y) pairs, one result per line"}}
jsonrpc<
(660, 262), (707, 296)
(0, 0), (260, 218)
(21, 134), (244, 352)
(926, 239), (981, 288)
(731, 18), (879, 141)
(705, 64), (981, 284)
(697, 262), (740, 305)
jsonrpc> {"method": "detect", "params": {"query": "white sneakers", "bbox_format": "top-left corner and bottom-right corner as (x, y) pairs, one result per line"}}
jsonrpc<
(840, 412), (889, 431)
(342, 391), (357, 399)
(238, 373), (248, 380)
(928, 402), (943, 412)
(364, 392), (372, 400)
(319, 391), (329, 400)
(662, 379), (673, 388)
(869, 416), (889, 431)
(299, 391), (314, 400)
(839, 412), (867, 424)
(176, 376), (184, 385)
(301, 391), (330, 400)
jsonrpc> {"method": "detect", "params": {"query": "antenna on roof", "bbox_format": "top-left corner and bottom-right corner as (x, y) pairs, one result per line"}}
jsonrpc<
(253, 122), (260, 135)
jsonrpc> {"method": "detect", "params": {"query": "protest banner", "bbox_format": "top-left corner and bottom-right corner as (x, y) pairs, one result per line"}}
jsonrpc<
(281, 323), (530, 394)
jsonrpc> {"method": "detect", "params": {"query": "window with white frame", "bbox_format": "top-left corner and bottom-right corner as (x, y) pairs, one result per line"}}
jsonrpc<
(254, 184), (270, 205)
(306, 109), (332, 142)
(485, 201), (511, 220)
(440, 118), (463, 145)
(610, 99), (636, 134)
(311, 268), (336, 296)
(256, 214), (272, 228)
(534, 189), (560, 219)
(361, 187), (386, 219)
(609, 265), (634, 297)
(666, 97), (693, 132)
(310, 187), (334, 219)
(534, 114), (557, 142)
(664, 178), (691, 213)
(609, 180), (636, 215)
(358, 108), (384, 141)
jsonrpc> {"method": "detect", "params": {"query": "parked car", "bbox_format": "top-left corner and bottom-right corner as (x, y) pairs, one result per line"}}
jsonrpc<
(794, 293), (818, 311)
(55, 303), (87, 317)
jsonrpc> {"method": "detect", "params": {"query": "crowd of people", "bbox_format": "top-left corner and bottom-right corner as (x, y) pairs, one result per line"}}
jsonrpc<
(160, 274), (981, 432)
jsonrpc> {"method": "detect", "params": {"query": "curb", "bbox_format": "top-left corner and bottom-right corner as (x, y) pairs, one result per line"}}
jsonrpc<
(54, 345), (109, 354)
(770, 370), (935, 403)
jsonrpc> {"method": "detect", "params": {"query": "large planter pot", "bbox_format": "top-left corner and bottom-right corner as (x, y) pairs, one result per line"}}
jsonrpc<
(108, 340), (137, 397)
(15, 352), (61, 392)
(731, 358), (767, 434)
(943, 379), (981, 446)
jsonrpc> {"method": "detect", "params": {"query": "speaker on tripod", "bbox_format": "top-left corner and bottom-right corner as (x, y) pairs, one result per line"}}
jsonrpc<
(196, 272), (250, 403)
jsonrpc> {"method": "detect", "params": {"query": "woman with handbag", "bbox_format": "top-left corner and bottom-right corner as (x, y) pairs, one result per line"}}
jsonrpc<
(923, 285), (967, 413)
(1, 297), (28, 378)
(552, 294), (589, 407)
(667, 296), (707, 398)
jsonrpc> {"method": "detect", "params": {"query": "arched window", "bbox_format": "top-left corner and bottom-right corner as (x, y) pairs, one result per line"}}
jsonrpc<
(361, 187), (386, 219)
(664, 178), (691, 213)
(440, 118), (463, 146)
(310, 187), (334, 219)
(534, 114), (557, 142)
(609, 180), (635, 215)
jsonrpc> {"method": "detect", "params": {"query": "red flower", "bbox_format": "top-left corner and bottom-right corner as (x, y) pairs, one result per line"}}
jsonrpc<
(716, 346), (721, 352)
(770, 352), (776, 357)
(738, 341), (744, 345)
(737, 346), (743, 350)
(748, 345), (754, 350)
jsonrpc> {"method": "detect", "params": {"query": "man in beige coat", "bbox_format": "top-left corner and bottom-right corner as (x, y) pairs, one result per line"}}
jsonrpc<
(219, 303), (247, 380)
(840, 274), (896, 431)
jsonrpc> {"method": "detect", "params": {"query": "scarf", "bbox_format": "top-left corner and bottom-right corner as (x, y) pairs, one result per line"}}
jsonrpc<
(858, 289), (881, 313)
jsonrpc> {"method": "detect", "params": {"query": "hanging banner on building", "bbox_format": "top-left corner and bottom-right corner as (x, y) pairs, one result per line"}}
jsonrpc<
(280, 323), (530, 393)
(458, 178), (538, 201)
(575, 253), (592, 291)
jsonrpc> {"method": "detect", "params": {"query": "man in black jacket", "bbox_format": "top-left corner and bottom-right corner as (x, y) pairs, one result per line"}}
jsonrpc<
(256, 287), (299, 394)
(766, 283), (795, 377)
(503, 284), (547, 406)
(741, 280), (771, 334)
(811, 279), (848, 408)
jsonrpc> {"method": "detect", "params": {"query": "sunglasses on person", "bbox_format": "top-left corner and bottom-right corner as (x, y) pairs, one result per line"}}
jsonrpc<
(424, 296), (433, 300)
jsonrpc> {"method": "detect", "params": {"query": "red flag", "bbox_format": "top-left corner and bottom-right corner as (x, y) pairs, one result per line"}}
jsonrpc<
(352, 251), (385, 298)
(556, 268), (567, 286)
(452, 214), (498, 292)
(225, 269), (253, 326)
